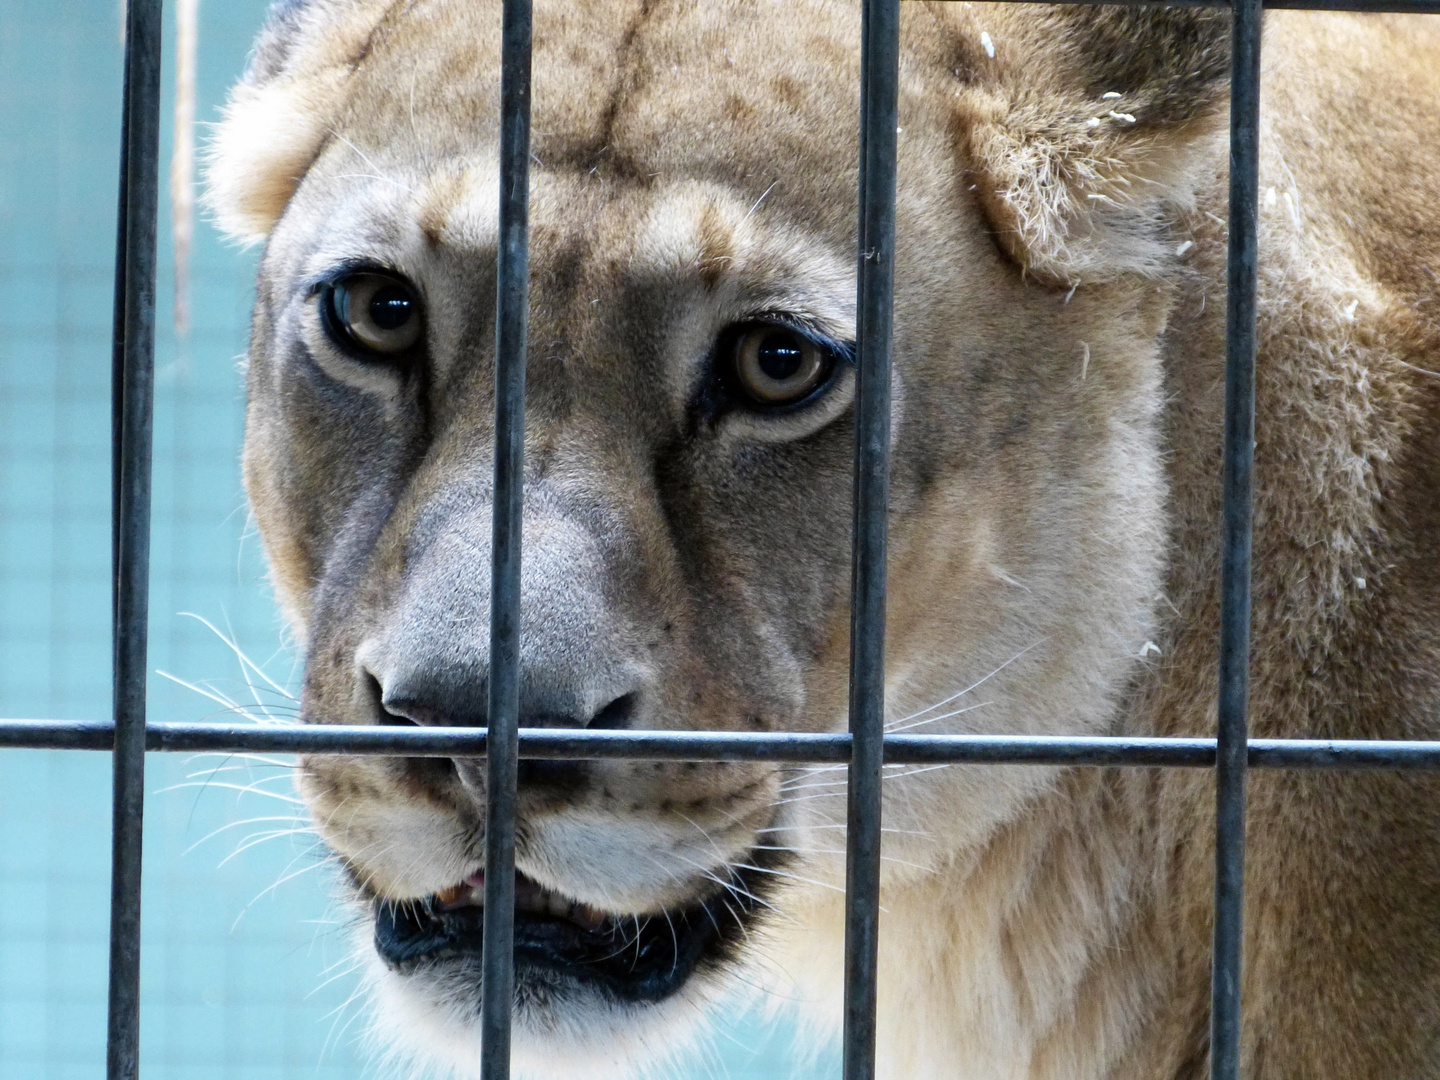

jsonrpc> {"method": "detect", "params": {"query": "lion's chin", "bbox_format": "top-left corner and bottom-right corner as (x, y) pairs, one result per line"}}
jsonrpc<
(351, 862), (778, 1078)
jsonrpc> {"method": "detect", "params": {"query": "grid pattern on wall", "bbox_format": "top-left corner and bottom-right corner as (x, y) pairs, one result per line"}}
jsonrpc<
(4, 2), (1440, 1080)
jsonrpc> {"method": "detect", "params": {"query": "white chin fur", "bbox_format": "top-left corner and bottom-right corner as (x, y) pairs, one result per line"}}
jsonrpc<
(350, 915), (732, 1079)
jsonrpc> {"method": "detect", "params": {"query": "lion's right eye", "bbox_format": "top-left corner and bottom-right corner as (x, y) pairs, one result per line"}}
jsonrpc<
(320, 272), (423, 358)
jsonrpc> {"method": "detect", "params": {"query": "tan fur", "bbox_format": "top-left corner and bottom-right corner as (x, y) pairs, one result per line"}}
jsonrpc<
(209, 4), (1440, 1078)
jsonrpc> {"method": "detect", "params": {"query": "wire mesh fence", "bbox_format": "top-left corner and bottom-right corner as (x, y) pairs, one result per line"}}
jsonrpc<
(4, 1), (1440, 1080)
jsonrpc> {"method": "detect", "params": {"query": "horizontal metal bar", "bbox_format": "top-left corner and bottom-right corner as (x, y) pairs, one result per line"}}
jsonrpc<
(941, 0), (1440, 12)
(4, 720), (1440, 769)
(1259, 0), (1440, 9)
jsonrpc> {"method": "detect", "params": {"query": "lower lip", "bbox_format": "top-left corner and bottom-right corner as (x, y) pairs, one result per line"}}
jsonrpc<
(372, 885), (723, 1002)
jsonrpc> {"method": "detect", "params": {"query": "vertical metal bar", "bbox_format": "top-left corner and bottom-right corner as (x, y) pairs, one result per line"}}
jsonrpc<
(108, 3), (163, 1079)
(1211, 1), (1262, 1078)
(111, 32), (132, 627)
(843, 1), (899, 1079)
(481, 0), (531, 1077)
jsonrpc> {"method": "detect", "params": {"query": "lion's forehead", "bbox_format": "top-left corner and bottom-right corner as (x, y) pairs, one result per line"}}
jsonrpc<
(239, 0), (965, 266)
(335, 0), (869, 206)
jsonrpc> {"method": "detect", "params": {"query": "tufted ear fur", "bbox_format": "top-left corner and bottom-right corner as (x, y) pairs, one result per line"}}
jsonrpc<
(934, 6), (1233, 287)
(204, 0), (398, 245)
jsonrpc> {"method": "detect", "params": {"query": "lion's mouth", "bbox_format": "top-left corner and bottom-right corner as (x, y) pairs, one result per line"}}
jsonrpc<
(373, 867), (762, 1003)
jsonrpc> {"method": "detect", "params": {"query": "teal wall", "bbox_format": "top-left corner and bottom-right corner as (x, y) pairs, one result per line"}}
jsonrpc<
(0, 3), (836, 1077)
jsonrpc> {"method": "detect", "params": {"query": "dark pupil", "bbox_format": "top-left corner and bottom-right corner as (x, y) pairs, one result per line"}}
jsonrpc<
(368, 286), (414, 331)
(756, 332), (804, 381)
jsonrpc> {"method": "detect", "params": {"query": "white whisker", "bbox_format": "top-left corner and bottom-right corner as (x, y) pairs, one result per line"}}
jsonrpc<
(157, 780), (305, 805)
(181, 814), (310, 856)
(886, 639), (1046, 728)
(724, 861), (846, 897)
(754, 823), (932, 838)
(884, 698), (994, 734)
(178, 609), (296, 709)
(181, 751), (295, 770)
(219, 830), (322, 867)
(232, 854), (338, 932)
(157, 669), (247, 716)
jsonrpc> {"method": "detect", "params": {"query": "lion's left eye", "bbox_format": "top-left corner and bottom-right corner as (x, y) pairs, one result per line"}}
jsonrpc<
(320, 272), (423, 357)
(729, 324), (833, 407)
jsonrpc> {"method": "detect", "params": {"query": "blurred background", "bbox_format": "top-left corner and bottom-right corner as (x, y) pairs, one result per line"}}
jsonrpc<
(0, 3), (836, 1076)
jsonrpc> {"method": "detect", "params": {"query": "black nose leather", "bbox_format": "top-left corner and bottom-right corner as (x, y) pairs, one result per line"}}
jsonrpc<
(370, 675), (637, 792)
(514, 692), (636, 788)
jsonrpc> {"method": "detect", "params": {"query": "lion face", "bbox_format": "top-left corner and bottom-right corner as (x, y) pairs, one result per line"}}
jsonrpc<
(212, 1), (1229, 1073)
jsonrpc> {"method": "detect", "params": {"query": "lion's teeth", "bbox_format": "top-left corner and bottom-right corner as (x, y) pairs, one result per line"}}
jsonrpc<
(433, 874), (486, 910)
(430, 874), (609, 929)
(434, 883), (469, 908)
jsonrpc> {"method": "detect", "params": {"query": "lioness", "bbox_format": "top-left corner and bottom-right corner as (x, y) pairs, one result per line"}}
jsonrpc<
(207, 1), (1440, 1077)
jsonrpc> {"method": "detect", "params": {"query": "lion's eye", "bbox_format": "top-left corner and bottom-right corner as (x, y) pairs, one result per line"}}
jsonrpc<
(321, 273), (423, 357)
(730, 324), (830, 407)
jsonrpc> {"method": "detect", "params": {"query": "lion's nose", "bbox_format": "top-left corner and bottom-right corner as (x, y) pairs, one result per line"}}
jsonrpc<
(348, 478), (660, 796)
(374, 678), (637, 734)
(360, 668), (641, 793)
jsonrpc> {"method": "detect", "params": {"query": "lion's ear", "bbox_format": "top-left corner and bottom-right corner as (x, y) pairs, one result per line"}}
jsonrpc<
(204, 0), (394, 245)
(938, 7), (1232, 286)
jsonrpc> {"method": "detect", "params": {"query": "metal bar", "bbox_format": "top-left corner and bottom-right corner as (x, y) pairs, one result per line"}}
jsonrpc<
(844, 2), (900, 1079)
(481, 0), (532, 1077)
(1258, 0), (1440, 9)
(107, 3), (163, 1079)
(9, 720), (1440, 767)
(110, 18), (131, 636)
(933, 0), (1440, 11)
(1211, 0), (1263, 1076)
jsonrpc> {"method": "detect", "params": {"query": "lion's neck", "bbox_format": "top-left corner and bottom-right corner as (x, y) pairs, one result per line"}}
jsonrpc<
(767, 770), (1184, 1080)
